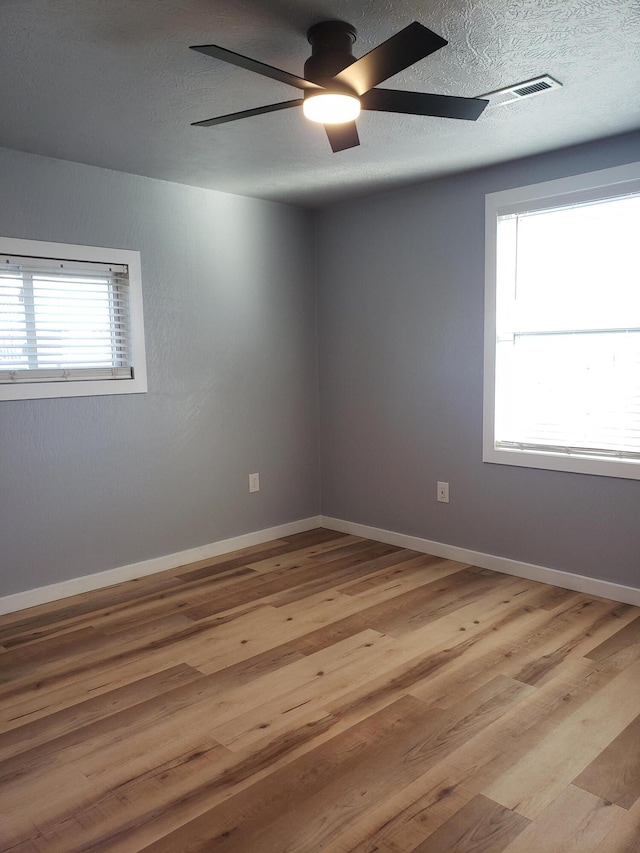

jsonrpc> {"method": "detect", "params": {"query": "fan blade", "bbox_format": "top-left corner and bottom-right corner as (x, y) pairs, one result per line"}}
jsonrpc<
(192, 99), (303, 127)
(361, 88), (488, 120)
(333, 22), (447, 96)
(190, 44), (321, 91)
(324, 122), (360, 152)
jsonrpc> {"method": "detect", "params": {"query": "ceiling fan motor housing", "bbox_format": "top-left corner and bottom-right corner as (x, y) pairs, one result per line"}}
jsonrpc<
(304, 21), (358, 90)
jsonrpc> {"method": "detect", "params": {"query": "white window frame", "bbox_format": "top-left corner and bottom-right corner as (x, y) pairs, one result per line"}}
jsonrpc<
(0, 237), (147, 401)
(483, 161), (640, 481)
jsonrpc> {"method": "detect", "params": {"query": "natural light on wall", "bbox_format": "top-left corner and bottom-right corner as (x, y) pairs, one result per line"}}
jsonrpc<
(484, 163), (640, 480)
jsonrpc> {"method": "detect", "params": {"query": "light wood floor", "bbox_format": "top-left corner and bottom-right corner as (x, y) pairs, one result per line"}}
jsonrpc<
(2, 529), (640, 852)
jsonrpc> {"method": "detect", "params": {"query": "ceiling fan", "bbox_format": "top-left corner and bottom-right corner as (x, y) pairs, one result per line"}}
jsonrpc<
(190, 21), (488, 152)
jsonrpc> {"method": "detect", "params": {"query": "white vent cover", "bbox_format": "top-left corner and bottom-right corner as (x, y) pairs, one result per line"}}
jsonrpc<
(480, 75), (562, 108)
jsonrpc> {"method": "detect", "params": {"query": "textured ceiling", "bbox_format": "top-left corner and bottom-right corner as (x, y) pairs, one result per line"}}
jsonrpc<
(1, 0), (639, 207)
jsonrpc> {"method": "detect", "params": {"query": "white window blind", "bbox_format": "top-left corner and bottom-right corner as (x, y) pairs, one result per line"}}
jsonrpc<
(1, 252), (138, 389)
(493, 187), (640, 465)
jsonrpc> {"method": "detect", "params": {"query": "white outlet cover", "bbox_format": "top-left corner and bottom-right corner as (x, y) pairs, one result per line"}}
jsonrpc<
(249, 473), (260, 493)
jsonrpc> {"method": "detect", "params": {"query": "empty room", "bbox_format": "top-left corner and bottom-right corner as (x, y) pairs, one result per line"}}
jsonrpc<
(1, 1), (640, 850)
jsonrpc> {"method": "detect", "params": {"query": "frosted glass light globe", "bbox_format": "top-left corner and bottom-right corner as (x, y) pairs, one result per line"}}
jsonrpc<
(303, 93), (361, 124)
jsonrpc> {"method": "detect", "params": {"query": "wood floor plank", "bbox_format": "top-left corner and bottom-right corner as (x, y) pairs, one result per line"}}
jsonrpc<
(443, 658), (620, 800)
(322, 764), (472, 853)
(0, 608), (294, 729)
(0, 598), (298, 715)
(524, 584), (583, 611)
(2, 528), (640, 852)
(175, 530), (349, 583)
(511, 600), (634, 686)
(350, 566), (517, 637)
(34, 696), (425, 852)
(501, 784), (623, 853)
(300, 571), (536, 663)
(0, 625), (108, 685)
(320, 601), (540, 728)
(0, 663), (202, 763)
(97, 610), (195, 640)
(328, 662), (619, 853)
(337, 552), (451, 595)
(410, 596), (634, 708)
(0, 649), (208, 732)
(586, 613), (640, 668)
(1, 731), (229, 837)
(592, 796), (640, 852)
(485, 657), (640, 818)
(209, 631), (395, 750)
(181, 542), (401, 620)
(242, 675), (533, 853)
(19, 711), (338, 852)
(573, 712), (640, 808)
(0, 566), (255, 651)
(410, 794), (529, 853)
(265, 547), (427, 606)
(0, 572), (187, 642)
(138, 695), (453, 853)
(226, 534), (365, 577)
(281, 528), (350, 548)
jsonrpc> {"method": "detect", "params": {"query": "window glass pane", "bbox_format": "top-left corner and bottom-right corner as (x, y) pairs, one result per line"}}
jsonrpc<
(492, 180), (640, 465)
(496, 331), (640, 453)
(498, 195), (640, 334)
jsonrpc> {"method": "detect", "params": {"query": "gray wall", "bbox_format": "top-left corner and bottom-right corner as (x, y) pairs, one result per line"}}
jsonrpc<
(317, 131), (640, 588)
(0, 148), (319, 596)
(3, 131), (640, 599)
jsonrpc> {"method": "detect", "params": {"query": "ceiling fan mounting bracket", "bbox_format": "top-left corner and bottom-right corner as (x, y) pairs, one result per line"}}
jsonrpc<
(304, 21), (358, 85)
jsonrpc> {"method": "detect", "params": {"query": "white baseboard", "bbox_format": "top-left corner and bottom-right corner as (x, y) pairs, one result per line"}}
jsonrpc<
(0, 516), (322, 615)
(320, 516), (640, 607)
(4, 513), (638, 616)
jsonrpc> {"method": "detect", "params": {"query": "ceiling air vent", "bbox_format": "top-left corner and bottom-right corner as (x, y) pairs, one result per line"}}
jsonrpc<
(480, 75), (562, 108)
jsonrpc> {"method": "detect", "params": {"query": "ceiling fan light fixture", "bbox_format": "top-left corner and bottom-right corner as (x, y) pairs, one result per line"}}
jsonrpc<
(191, 21), (488, 152)
(303, 92), (361, 124)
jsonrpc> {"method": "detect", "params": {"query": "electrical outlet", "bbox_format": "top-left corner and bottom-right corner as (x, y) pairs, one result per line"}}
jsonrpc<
(437, 481), (449, 503)
(249, 472), (260, 493)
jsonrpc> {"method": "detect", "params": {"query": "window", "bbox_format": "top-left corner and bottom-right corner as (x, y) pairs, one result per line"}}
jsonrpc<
(484, 162), (640, 480)
(0, 238), (146, 400)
